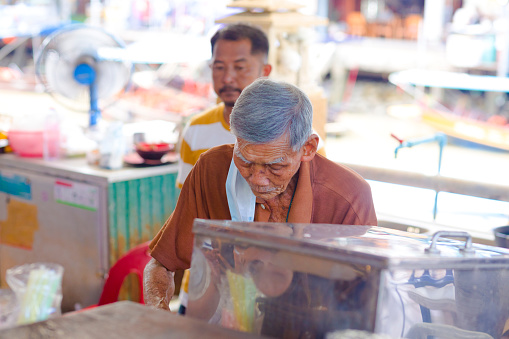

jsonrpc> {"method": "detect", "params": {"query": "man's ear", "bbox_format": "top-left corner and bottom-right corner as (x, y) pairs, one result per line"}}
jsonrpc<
(263, 64), (272, 77)
(300, 134), (319, 162)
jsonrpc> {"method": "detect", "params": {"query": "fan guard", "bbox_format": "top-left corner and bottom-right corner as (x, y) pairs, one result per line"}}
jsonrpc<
(36, 24), (132, 127)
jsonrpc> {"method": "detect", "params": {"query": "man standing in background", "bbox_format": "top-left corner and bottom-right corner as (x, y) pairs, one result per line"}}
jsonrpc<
(176, 23), (272, 188)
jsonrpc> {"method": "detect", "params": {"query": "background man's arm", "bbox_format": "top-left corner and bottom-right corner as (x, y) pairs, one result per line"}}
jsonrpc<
(143, 258), (175, 311)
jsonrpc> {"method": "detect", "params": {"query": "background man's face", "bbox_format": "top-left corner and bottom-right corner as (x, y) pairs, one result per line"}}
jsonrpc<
(211, 38), (267, 107)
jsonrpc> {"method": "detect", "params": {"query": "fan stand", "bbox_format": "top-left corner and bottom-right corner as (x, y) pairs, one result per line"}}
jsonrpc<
(73, 63), (100, 127)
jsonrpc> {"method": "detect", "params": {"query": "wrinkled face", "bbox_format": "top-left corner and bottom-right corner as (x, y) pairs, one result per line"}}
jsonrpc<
(233, 135), (303, 200)
(211, 39), (267, 107)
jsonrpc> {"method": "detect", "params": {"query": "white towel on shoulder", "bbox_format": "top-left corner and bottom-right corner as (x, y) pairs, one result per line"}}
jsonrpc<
(225, 158), (255, 222)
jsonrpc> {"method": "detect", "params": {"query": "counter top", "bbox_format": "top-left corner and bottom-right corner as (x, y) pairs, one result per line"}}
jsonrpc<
(0, 301), (264, 339)
(0, 154), (178, 186)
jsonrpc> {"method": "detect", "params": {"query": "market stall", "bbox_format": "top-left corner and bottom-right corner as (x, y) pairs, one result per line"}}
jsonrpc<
(0, 153), (179, 312)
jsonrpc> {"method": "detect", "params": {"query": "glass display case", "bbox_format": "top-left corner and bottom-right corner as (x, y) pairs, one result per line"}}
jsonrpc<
(188, 219), (509, 338)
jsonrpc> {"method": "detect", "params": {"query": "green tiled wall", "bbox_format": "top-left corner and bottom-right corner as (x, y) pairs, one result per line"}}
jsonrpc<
(108, 172), (179, 265)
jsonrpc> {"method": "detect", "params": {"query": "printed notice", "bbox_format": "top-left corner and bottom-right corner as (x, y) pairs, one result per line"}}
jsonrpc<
(54, 180), (99, 211)
(0, 170), (31, 200)
(0, 199), (39, 249)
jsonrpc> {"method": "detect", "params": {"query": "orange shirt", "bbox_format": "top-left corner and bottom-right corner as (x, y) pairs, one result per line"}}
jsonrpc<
(150, 144), (377, 271)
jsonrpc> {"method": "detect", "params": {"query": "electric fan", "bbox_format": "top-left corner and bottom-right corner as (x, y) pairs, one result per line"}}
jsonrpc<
(35, 24), (132, 128)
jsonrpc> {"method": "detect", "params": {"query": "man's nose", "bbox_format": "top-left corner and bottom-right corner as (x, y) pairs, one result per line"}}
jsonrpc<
(249, 167), (269, 186)
(222, 67), (236, 83)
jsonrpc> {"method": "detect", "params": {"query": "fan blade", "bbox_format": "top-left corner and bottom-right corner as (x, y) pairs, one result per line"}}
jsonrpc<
(45, 50), (89, 100)
(35, 24), (133, 114)
(94, 60), (131, 100)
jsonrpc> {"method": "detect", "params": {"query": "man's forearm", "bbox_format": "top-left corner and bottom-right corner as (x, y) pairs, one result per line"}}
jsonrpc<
(143, 258), (175, 311)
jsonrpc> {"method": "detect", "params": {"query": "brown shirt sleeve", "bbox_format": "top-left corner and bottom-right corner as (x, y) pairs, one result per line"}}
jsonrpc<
(149, 145), (233, 271)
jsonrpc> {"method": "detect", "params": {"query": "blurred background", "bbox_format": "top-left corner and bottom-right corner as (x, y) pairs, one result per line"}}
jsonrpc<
(0, 0), (508, 254)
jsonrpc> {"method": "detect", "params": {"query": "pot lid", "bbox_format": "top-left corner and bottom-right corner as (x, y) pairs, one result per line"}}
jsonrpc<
(193, 219), (509, 270)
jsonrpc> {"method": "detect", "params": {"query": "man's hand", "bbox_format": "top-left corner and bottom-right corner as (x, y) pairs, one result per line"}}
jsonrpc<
(143, 258), (175, 311)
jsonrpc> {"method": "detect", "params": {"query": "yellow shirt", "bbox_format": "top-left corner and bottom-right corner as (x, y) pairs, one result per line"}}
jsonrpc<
(177, 103), (232, 188)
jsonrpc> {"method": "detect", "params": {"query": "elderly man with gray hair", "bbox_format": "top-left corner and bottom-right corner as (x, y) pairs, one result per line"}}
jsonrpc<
(143, 78), (377, 312)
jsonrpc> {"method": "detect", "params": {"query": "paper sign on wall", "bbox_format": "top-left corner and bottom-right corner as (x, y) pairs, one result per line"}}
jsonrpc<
(0, 171), (31, 200)
(0, 199), (39, 249)
(54, 180), (99, 211)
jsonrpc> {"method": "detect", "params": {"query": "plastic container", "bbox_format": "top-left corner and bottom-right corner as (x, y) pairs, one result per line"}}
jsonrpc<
(7, 110), (60, 158)
(493, 225), (509, 249)
(8, 130), (60, 158)
(43, 109), (61, 161)
(8, 130), (42, 157)
(135, 142), (173, 161)
(189, 219), (509, 338)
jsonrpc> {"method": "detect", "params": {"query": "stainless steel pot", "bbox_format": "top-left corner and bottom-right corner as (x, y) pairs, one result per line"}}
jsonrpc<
(494, 225), (509, 249)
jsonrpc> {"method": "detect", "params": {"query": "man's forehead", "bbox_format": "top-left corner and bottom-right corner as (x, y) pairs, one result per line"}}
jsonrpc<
(213, 38), (252, 54)
(234, 139), (293, 164)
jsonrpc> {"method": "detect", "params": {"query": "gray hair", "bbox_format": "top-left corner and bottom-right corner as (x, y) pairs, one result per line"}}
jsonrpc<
(230, 78), (313, 151)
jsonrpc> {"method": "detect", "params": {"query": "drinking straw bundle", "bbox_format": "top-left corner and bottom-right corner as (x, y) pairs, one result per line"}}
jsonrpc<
(6, 263), (63, 325)
(17, 267), (62, 324)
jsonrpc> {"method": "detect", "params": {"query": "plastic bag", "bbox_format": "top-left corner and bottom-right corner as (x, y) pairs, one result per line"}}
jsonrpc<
(99, 121), (125, 170)
(6, 262), (64, 325)
(0, 288), (19, 329)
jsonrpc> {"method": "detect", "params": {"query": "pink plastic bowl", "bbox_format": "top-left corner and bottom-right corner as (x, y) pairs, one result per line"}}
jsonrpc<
(8, 130), (59, 158)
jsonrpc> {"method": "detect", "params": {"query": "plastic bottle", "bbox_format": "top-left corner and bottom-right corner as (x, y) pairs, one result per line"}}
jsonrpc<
(99, 121), (125, 170)
(43, 109), (61, 161)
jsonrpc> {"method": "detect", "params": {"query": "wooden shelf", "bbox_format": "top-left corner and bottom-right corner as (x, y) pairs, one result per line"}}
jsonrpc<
(226, 0), (305, 11)
(216, 10), (328, 30)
